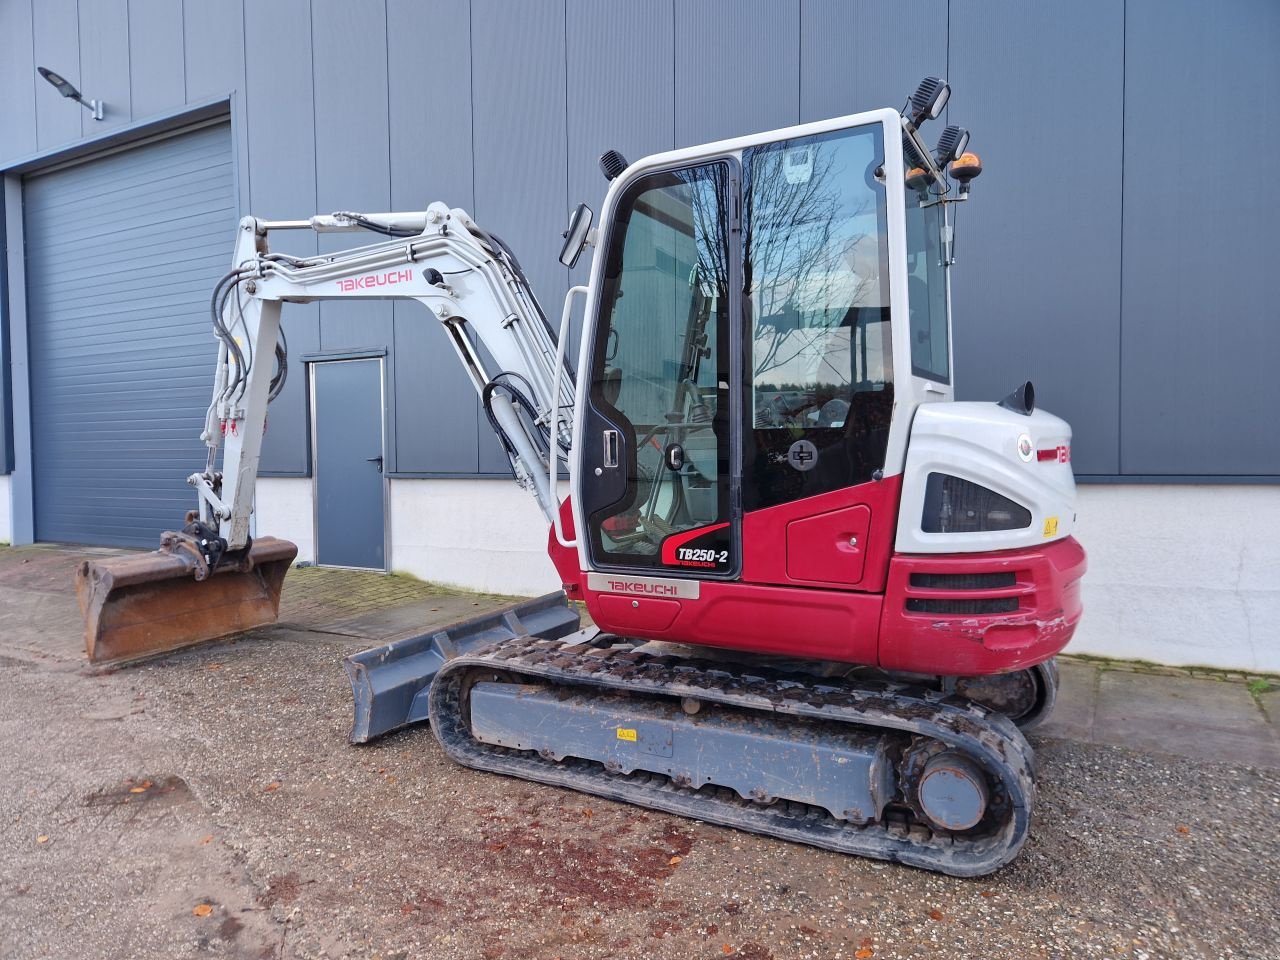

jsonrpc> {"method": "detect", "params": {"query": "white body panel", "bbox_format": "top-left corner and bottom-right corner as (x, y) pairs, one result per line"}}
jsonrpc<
(896, 402), (1077, 553)
(0, 475), (11, 544)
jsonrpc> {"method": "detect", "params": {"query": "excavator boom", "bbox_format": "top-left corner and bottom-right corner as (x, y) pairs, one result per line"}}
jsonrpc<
(79, 202), (571, 664)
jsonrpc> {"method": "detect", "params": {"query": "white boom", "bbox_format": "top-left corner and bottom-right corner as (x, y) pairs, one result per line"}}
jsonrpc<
(194, 202), (575, 552)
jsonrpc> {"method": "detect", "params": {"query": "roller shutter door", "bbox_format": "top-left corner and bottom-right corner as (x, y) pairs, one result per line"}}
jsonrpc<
(24, 122), (234, 546)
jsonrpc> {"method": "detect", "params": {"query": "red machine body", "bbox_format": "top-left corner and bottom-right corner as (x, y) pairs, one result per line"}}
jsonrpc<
(549, 477), (1086, 675)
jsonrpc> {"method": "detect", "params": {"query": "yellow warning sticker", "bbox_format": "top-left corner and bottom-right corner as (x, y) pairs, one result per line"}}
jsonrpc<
(616, 728), (638, 742)
(1043, 516), (1059, 537)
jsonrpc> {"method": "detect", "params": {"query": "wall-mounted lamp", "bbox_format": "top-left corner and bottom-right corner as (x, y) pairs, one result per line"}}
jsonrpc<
(37, 66), (104, 121)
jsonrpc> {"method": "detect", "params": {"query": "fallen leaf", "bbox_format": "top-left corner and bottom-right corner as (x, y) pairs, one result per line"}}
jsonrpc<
(1175, 824), (1191, 835)
(668, 855), (683, 866)
(129, 779), (154, 794)
(192, 903), (213, 917)
(856, 949), (874, 959)
(929, 908), (944, 921)
(199, 835), (213, 845)
(486, 842), (507, 852)
(36, 835), (49, 844)
(721, 946), (734, 956)
(264, 782), (281, 792)
(206, 663), (223, 671)
(980, 890), (994, 898)
(582, 808), (593, 818)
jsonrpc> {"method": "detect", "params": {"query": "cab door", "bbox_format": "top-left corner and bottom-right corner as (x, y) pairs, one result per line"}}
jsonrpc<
(577, 161), (738, 578)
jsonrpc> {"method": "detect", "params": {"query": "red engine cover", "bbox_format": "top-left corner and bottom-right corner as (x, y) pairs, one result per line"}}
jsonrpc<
(547, 486), (1087, 677)
(877, 537), (1087, 675)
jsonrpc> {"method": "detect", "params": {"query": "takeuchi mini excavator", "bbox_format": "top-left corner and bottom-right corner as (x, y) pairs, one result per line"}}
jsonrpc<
(77, 79), (1085, 876)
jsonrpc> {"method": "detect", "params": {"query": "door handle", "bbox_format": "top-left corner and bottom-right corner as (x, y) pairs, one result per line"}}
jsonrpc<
(366, 455), (384, 468)
(602, 429), (620, 468)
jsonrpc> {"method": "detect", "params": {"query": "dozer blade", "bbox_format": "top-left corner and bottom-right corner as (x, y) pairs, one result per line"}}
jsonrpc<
(344, 591), (582, 743)
(76, 537), (298, 666)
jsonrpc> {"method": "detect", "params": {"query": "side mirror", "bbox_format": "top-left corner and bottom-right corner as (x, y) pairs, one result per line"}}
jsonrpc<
(558, 203), (593, 268)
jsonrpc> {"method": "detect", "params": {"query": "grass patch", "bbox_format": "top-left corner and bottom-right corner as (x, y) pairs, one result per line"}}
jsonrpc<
(1248, 677), (1272, 698)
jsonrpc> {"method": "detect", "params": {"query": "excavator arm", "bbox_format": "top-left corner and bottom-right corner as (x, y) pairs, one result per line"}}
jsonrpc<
(77, 202), (578, 664)
(197, 202), (574, 552)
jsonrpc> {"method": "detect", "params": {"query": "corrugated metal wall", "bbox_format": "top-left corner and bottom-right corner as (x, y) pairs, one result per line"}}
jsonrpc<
(1, 0), (1277, 483)
(23, 123), (234, 545)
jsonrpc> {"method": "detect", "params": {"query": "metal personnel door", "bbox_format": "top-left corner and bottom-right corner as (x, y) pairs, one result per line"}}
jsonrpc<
(311, 359), (386, 570)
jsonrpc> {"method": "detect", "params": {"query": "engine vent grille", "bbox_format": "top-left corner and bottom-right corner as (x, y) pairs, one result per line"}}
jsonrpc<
(909, 571), (1016, 590)
(906, 597), (1020, 615)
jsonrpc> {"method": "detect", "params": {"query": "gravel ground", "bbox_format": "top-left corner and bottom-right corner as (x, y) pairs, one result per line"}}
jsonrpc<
(1, 551), (1278, 959)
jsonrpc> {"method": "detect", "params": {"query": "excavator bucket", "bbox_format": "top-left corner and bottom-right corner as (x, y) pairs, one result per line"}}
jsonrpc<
(76, 536), (298, 666)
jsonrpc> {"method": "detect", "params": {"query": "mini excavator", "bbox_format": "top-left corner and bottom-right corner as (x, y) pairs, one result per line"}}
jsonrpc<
(77, 79), (1086, 875)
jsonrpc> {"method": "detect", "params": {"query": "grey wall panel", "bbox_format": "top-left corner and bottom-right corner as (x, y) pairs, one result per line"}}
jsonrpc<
(387, 0), (474, 212)
(471, 0), (569, 475)
(1120, 0), (1280, 476)
(32, 0), (83, 151)
(392, 311), (481, 473)
(128, 0), (188, 120)
(24, 123), (234, 546)
(948, 0), (1124, 476)
(0, 187), (10, 474)
(243, 0), (315, 232)
(470, 0), (568, 309)
(259, 310), (320, 476)
(244, 0), (316, 476)
(78, 0), (132, 130)
(0, 1), (38, 164)
(799, 0), (947, 123)
(675, 0), (799, 147)
(387, 0), (484, 475)
(4, 0), (1278, 487)
(311, 0), (393, 355)
(183, 0), (244, 103)
(566, 0), (675, 335)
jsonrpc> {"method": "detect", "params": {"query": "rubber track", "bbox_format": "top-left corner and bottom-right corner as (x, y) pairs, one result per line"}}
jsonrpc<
(429, 636), (1037, 877)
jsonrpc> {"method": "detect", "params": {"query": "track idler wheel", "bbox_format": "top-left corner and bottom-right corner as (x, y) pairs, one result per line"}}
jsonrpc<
(953, 658), (1059, 730)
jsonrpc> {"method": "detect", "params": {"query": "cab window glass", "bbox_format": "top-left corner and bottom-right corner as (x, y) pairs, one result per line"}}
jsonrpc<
(585, 163), (733, 573)
(743, 124), (893, 511)
(905, 184), (949, 382)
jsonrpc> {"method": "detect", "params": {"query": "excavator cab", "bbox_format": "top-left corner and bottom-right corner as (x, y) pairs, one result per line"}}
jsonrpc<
(574, 114), (905, 590)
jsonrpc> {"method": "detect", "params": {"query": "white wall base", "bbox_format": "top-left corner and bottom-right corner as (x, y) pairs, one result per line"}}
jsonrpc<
(0, 475), (11, 544)
(1067, 485), (1280, 673)
(254, 477), (315, 563)
(388, 478), (560, 596)
(252, 475), (1280, 673)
